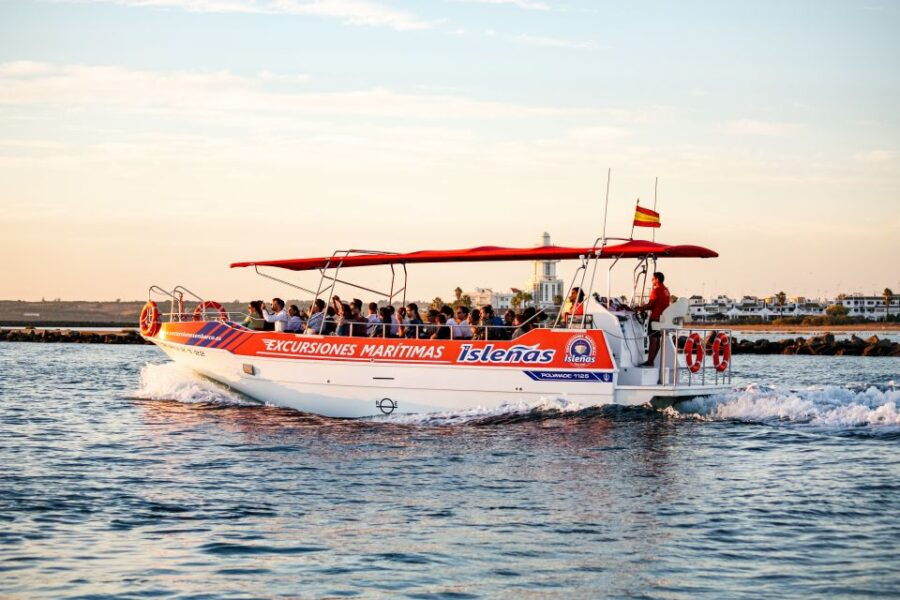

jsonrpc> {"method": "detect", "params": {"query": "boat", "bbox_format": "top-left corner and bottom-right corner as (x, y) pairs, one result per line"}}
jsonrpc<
(140, 239), (733, 418)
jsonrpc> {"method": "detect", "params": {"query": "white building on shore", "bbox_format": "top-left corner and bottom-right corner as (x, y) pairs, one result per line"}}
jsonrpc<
(530, 232), (564, 310)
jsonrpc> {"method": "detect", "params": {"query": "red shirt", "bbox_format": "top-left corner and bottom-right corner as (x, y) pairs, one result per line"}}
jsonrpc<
(648, 284), (670, 321)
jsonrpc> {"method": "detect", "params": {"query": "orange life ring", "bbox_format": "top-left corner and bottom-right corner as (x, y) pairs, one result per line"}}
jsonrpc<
(139, 300), (161, 337)
(683, 332), (705, 373)
(192, 300), (228, 322)
(712, 332), (731, 372)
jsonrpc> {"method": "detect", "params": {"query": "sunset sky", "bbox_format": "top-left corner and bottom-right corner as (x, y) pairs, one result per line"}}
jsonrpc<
(1, 0), (897, 303)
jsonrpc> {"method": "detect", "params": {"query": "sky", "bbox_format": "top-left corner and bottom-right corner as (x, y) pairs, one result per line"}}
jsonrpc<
(0, 0), (898, 303)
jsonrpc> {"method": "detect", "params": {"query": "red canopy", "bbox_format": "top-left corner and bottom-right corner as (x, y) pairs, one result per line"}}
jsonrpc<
(230, 240), (717, 272)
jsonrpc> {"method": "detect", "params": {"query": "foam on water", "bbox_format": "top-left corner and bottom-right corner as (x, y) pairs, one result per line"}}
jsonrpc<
(134, 362), (256, 406)
(671, 383), (900, 429)
(371, 396), (587, 426)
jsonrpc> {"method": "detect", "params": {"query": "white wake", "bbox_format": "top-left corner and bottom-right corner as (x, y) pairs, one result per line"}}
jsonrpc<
(133, 362), (256, 406)
(670, 383), (900, 429)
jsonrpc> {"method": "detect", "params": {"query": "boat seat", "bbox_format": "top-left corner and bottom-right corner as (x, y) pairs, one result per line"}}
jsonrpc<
(651, 297), (689, 331)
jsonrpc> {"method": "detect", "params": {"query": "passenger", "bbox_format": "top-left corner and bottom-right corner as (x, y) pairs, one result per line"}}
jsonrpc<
(502, 309), (516, 340)
(370, 306), (397, 338)
(395, 306), (408, 337)
(241, 300), (267, 331)
(336, 302), (354, 336)
(636, 271), (671, 367)
(512, 313), (529, 339)
(430, 313), (451, 340)
(365, 302), (380, 336)
(421, 309), (440, 338)
(305, 298), (327, 334)
(482, 305), (503, 340)
(388, 305), (401, 337)
(262, 297), (288, 332)
(469, 308), (483, 340)
(351, 298), (363, 319)
(404, 303), (423, 338)
(321, 306), (337, 335)
(440, 306), (457, 338)
(561, 287), (586, 326)
(453, 306), (472, 339)
(285, 304), (304, 332)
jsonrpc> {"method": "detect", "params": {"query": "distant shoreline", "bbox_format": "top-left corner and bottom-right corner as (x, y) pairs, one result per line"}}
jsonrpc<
(702, 323), (900, 333)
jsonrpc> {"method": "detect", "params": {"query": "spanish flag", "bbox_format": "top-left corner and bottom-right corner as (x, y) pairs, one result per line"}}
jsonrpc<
(633, 205), (661, 228)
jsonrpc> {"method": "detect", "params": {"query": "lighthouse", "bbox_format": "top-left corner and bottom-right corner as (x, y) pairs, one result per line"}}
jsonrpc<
(530, 232), (564, 309)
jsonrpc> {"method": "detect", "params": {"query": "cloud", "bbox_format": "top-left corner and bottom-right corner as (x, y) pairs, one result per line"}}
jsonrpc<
(854, 150), (897, 163)
(719, 119), (798, 136)
(452, 0), (550, 10)
(511, 33), (600, 51)
(0, 61), (614, 121)
(54, 0), (433, 30)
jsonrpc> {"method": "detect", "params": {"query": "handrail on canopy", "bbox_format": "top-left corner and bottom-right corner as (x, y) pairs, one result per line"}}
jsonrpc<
(230, 240), (717, 272)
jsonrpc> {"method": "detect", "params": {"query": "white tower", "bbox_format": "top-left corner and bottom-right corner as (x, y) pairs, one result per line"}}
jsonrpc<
(530, 232), (564, 309)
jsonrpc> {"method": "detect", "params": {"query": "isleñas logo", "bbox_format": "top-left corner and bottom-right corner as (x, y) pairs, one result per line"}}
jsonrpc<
(457, 344), (555, 364)
(564, 335), (596, 365)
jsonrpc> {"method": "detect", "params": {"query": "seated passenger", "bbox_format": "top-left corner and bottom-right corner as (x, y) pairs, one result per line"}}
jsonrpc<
(305, 298), (327, 334)
(453, 306), (472, 339)
(365, 302), (380, 336)
(501, 309), (516, 340)
(469, 309), (484, 340)
(440, 306), (457, 337)
(320, 306), (337, 336)
(370, 306), (397, 338)
(262, 298), (288, 332)
(481, 305), (503, 340)
(395, 306), (408, 337)
(336, 302), (354, 336)
(512, 313), (530, 339)
(351, 298), (364, 320)
(242, 300), (267, 331)
(420, 309), (439, 339)
(285, 304), (304, 332)
(404, 303), (423, 338)
(561, 287), (586, 327)
(430, 313), (451, 340)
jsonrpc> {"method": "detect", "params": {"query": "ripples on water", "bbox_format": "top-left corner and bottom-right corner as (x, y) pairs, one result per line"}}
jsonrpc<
(0, 343), (898, 598)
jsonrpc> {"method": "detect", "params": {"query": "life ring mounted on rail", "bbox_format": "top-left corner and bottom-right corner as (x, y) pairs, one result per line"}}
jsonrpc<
(712, 332), (731, 372)
(139, 300), (161, 337)
(192, 300), (229, 322)
(683, 332), (705, 374)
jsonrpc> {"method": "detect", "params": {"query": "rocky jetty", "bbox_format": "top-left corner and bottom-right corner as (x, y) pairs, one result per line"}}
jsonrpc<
(680, 333), (900, 357)
(0, 328), (151, 345)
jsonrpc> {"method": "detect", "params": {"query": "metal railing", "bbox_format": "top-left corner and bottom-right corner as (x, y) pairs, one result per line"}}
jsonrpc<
(658, 327), (733, 388)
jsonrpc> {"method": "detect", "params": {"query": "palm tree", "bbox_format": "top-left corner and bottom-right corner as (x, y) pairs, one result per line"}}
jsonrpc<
(884, 288), (894, 322)
(453, 286), (463, 308)
(775, 291), (787, 320)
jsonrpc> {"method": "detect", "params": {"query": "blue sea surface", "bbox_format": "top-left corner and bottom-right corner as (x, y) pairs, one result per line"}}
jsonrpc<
(1, 342), (898, 599)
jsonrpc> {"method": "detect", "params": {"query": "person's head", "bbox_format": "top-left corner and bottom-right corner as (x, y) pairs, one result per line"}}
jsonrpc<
(387, 305), (396, 315)
(397, 306), (406, 319)
(482, 304), (494, 317)
(379, 306), (392, 322)
(514, 312), (525, 326)
(440, 305), (454, 318)
(569, 287), (584, 302)
(340, 303), (352, 317)
(523, 306), (536, 320)
(271, 298), (285, 311)
(325, 306), (336, 317)
(368, 302), (378, 315)
(248, 300), (263, 317)
(351, 298), (363, 313)
(288, 304), (301, 317)
(407, 303), (420, 319)
(469, 308), (481, 325)
(504, 309), (515, 324)
(312, 298), (326, 314)
(426, 309), (439, 323)
(455, 306), (469, 321)
(653, 272), (665, 286)
(436, 313), (447, 325)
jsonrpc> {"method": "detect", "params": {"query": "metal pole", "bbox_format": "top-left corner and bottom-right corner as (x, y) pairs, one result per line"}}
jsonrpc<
(630, 199), (638, 240)
(601, 168), (611, 247)
(652, 177), (658, 243)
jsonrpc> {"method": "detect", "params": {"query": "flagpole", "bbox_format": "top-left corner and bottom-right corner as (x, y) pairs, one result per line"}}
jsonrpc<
(630, 198), (638, 240)
(652, 177), (658, 243)
(600, 168), (611, 247)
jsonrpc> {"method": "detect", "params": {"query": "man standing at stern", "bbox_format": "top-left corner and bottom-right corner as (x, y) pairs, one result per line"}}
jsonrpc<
(637, 272), (670, 367)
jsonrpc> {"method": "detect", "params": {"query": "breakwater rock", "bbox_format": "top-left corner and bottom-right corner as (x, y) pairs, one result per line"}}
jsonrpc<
(0, 328), (151, 345)
(680, 333), (900, 357)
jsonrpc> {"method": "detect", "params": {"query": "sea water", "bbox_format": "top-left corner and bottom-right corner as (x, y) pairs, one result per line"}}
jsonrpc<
(0, 343), (898, 598)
